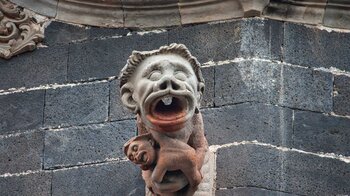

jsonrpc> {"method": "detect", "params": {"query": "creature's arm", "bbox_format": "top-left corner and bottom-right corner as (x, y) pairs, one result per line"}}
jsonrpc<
(151, 163), (167, 184)
(188, 113), (208, 168)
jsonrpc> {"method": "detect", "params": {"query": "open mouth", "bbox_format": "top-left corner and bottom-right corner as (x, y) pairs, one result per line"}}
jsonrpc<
(151, 96), (187, 121)
(137, 151), (148, 163)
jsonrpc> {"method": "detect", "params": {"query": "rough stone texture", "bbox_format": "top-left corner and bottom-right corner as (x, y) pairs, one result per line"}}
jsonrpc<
(0, 131), (44, 174)
(201, 66), (215, 107)
(168, 21), (241, 63)
(334, 74), (350, 116)
(240, 18), (283, 60)
(67, 32), (167, 82)
(202, 103), (293, 146)
(284, 22), (350, 72)
(0, 171), (52, 196)
(215, 60), (281, 106)
(0, 90), (44, 134)
(52, 161), (144, 196)
(0, 45), (68, 90)
(323, 0), (350, 29)
(44, 82), (109, 127)
(44, 21), (130, 46)
(279, 64), (333, 113)
(216, 187), (296, 196)
(293, 111), (350, 156)
(216, 144), (350, 195)
(11, 0), (58, 17)
(44, 120), (135, 169)
(109, 80), (134, 121)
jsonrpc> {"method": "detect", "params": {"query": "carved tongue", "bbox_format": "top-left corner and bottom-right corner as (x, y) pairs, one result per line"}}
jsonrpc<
(161, 96), (173, 106)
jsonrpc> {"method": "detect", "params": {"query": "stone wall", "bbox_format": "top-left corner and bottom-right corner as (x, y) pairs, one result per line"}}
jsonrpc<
(0, 18), (349, 195)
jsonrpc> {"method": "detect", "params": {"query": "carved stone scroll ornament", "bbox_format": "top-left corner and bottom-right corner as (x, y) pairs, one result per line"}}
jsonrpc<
(0, 0), (44, 59)
(120, 43), (209, 196)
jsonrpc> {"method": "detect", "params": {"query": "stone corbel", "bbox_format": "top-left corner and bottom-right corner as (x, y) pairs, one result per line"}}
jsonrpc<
(0, 0), (44, 59)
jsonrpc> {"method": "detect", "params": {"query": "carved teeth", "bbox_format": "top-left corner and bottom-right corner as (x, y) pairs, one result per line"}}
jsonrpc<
(161, 96), (173, 106)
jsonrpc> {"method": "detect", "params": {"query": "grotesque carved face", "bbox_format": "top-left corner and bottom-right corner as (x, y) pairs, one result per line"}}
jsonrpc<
(125, 138), (156, 167)
(121, 54), (204, 132)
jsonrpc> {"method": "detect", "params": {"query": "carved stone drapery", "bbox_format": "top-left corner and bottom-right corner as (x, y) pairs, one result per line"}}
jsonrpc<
(0, 0), (44, 59)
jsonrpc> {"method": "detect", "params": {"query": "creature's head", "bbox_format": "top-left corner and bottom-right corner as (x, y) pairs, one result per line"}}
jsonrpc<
(119, 43), (205, 132)
(123, 134), (156, 170)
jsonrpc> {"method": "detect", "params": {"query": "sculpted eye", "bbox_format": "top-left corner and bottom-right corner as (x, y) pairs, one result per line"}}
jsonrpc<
(148, 71), (162, 81)
(174, 72), (187, 81)
(132, 145), (138, 152)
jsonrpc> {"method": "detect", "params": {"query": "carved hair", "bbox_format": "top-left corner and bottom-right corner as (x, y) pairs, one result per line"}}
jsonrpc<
(119, 43), (204, 87)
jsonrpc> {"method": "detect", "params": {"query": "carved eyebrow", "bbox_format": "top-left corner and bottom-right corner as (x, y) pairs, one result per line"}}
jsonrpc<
(141, 63), (162, 77)
(174, 63), (191, 75)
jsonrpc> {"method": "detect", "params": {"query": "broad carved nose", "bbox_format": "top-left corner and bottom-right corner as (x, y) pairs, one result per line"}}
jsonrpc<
(157, 77), (181, 91)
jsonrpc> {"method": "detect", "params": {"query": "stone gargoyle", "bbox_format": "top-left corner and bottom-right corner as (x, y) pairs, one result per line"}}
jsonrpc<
(119, 43), (208, 196)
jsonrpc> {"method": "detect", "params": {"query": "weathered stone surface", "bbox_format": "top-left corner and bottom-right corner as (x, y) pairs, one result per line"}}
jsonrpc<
(216, 144), (350, 195)
(0, 45), (68, 90)
(293, 111), (350, 156)
(241, 0), (269, 17)
(44, 21), (129, 46)
(323, 0), (350, 29)
(44, 82), (109, 127)
(279, 64), (333, 113)
(202, 103), (293, 146)
(334, 74), (350, 116)
(240, 18), (283, 60)
(11, 0), (58, 17)
(0, 131), (43, 174)
(67, 32), (167, 81)
(52, 161), (144, 196)
(216, 187), (296, 196)
(44, 120), (135, 169)
(215, 61), (281, 106)
(168, 21), (241, 63)
(284, 22), (350, 72)
(109, 80), (134, 121)
(0, 90), (44, 134)
(0, 171), (52, 196)
(264, 0), (327, 25)
(201, 66), (215, 107)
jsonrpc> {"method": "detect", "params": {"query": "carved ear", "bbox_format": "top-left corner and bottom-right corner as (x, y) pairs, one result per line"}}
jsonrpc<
(197, 82), (205, 101)
(120, 82), (138, 113)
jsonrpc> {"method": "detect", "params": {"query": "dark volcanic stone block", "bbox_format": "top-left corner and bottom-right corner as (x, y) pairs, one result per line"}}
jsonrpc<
(216, 144), (350, 195)
(109, 80), (134, 121)
(240, 18), (283, 60)
(215, 60), (281, 106)
(67, 32), (167, 82)
(279, 64), (333, 112)
(52, 161), (144, 196)
(0, 171), (52, 196)
(202, 103), (293, 146)
(0, 90), (44, 134)
(284, 22), (350, 72)
(334, 74), (350, 116)
(293, 111), (350, 156)
(44, 82), (109, 127)
(168, 21), (241, 63)
(0, 131), (44, 174)
(201, 66), (215, 107)
(216, 187), (296, 196)
(0, 45), (68, 90)
(44, 120), (135, 169)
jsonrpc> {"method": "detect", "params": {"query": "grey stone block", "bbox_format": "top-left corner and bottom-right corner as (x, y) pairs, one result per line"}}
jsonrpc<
(44, 82), (109, 127)
(168, 21), (241, 63)
(10, 0), (58, 17)
(201, 66), (214, 107)
(293, 111), (350, 156)
(240, 18), (283, 60)
(0, 45), (68, 90)
(216, 144), (350, 195)
(323, 0), (350, 29)
(52, 161), (145, 196)
(67, 32), (168, 82)
(279, 64), (333, 113)
(44, 120), (136, 169)
(44, 21), (129, 46)
(284, 22), (350, 72)
(334, 74), (350, 116)
(216, 187), (296, 196)
(0, 171), (52, 196)
(214, 60), (281, 106)
(0, 131), (44, 174)
(202, 103), (293, 146)
(0, 90), (44, 134)
(109, 79), (135, 121)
